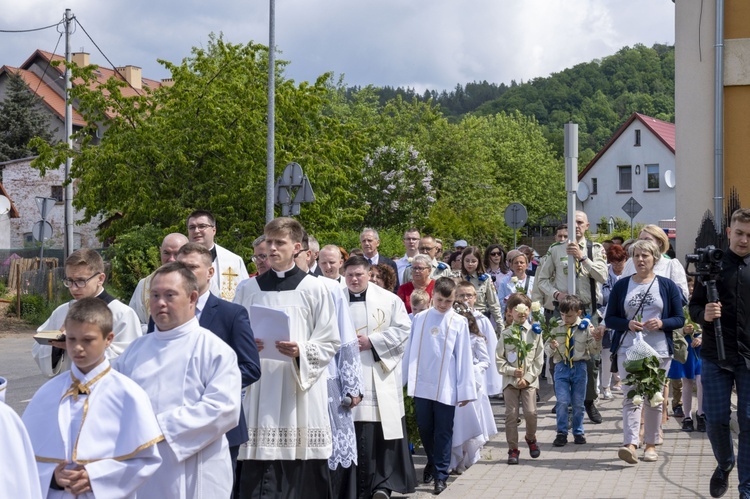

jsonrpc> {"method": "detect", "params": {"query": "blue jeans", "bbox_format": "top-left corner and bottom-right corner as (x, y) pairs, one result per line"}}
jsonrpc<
(414, 397), (455, 481)
(702, 358), (750, 496)
(554, 360), (588, 436)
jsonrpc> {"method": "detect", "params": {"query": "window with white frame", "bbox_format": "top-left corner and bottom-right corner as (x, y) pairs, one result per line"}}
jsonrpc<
(618, 165), (632, 192)
(646, 164), (659, 190)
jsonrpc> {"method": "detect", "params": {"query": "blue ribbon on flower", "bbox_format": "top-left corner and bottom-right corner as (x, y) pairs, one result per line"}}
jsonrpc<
(531, 323), (543, 335)
(578, 315), (591, 331)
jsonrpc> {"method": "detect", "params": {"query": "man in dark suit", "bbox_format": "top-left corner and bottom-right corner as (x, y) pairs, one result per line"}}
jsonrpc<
(175, 243), (261, 496)
(307, 235), (324, 277)
(360, 228), (399, 292)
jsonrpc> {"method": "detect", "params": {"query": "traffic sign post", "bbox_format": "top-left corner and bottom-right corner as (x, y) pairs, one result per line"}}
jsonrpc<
(504, 202), (528, 249)
(34, 196), (58, 263)
(274, 162), (315, 217)
(621, 197), (643, 240)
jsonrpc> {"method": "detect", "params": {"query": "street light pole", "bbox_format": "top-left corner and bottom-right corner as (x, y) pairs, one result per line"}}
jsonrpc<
(265, 0), (276, 223)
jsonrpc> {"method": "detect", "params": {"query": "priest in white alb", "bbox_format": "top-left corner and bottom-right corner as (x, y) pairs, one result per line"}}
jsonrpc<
(233, 217), (340, 499)
(187, 209), (249, 301)
(113, 262), (241, 499)
(343, 255), (417, 499)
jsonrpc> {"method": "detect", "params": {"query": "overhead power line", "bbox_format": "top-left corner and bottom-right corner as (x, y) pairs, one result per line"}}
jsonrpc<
(0, 20), (64, 33)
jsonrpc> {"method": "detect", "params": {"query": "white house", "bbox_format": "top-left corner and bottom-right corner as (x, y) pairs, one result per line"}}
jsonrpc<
(0, 156), (101, 249)
(576, 113), (676, 233)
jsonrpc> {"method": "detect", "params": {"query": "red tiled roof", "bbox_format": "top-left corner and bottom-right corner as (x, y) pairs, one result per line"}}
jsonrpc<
(578, 112), (675, 180)
(9, 49), (164, 123)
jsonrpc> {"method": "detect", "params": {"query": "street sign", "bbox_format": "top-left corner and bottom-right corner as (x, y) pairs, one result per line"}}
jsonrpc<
(504, 203), (528, 229)
(32, 220), (53, 242)
(275, 162), (315, 217)
(35, 197), (57, 220)
(622, 197), (643, 219)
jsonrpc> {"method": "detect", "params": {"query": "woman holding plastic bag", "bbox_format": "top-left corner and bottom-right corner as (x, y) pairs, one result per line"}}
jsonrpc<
(605, 239), (685, 464)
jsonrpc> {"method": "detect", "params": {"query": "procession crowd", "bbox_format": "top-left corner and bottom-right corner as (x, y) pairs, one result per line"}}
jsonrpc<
(2, 207), (750, 499)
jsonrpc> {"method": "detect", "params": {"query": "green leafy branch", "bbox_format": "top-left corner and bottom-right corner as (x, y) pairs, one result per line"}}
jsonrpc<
(623, 355), (667, 407)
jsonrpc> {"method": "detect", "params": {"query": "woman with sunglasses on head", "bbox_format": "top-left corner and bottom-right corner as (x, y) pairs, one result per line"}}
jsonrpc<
(462, 246), (504, 328)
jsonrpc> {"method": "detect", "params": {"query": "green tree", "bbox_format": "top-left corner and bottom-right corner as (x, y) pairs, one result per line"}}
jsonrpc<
(32, 36), (365, 258)
(0, 71), (54, 161)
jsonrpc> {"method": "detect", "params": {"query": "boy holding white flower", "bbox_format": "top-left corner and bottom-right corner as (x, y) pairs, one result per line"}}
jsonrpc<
(546, 295), (602, 446)
(496, 293), (545, 465)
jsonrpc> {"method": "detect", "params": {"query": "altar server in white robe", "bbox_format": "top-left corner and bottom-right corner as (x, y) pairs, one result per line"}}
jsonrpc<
(343, 256), (417, 499)
(295, 233), (364, 499)
(403, 277), (477, 495)
(187, 210), (249, 301)
(114, 263), (241, 499)
(456, 281), (503, 396)
(449, 304), (497, 474)
(0, 377), (43, 499)
(23, 298), (163, 499)
(32, 249), (141, 378)
(129, 232), (188, 331)
(233, 217), (340, 499)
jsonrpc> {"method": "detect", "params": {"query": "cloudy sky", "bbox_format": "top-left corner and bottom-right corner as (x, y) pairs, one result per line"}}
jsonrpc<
(1, 1), (674, 93)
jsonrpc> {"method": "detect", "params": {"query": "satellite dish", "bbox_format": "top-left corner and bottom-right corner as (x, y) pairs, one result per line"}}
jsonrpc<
(576, 182), (591, 202)
(0, 195), (9, 215)
(664, 170), (675, 188)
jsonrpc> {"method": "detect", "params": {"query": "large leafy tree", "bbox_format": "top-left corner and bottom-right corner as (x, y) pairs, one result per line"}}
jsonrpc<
(32, 36), (365, 258)
(0, 71), (54, 161)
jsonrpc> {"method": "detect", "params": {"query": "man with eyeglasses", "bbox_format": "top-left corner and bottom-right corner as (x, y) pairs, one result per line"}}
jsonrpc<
(129, 232), (188, 331)
(187, 209), (249, 301)
(401, 235), (451, 284)
(249, 235), (271, 277)
(32, 249), (142, 377)
(396, 228), (421, 285)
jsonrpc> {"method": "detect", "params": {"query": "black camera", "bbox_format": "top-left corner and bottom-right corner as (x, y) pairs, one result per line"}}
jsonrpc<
(686, 245), (723, 280)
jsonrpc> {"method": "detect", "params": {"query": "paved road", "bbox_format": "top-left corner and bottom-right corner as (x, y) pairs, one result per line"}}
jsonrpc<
(1, 334), (740, 498)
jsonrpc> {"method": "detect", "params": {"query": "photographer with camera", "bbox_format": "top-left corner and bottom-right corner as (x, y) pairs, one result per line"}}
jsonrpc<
(689, 208), (750, 498)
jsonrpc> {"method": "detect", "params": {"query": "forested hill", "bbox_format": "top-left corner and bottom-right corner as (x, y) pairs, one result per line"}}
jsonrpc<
(362, 43), (674, 164)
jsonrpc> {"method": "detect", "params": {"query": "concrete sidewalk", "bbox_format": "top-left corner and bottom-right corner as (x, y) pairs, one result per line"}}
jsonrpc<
(404, 380), (740, 499)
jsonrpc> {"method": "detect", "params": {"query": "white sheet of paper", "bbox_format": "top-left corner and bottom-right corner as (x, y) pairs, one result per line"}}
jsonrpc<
(249, 304), (292, 362)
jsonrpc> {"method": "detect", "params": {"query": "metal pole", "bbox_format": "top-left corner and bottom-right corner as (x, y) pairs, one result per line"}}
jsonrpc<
(265, 0), (276, 223)
(713, 0), (725, 230)
(564, 123), (578, 297)
(64, 9), (75, 257)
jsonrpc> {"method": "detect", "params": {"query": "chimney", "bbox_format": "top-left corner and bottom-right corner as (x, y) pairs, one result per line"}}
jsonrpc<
(160, 78), (175, 87)
(72, 52), (90, 67)
(116, 65), (142, 90)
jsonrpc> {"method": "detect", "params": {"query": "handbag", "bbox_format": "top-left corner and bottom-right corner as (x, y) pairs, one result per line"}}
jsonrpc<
(672, 329), (689, 364)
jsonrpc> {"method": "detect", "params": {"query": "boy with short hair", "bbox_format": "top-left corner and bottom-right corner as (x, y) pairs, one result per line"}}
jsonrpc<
(409, 289), (430, 317)
(32, 249), (141, 377)
(23, 298), (163, 498)
(404, 277), (477, 495)
(546, 295), (601, 447)
(497, 293), (545, 465)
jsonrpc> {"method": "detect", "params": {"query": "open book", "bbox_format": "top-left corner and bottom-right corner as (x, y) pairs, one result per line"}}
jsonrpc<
(33, 330), (66, 345)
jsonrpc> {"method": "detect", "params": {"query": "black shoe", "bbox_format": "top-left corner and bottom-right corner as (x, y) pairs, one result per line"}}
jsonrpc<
(585, 401), (602, 424)
(434, 479), (447, 495)
(682, 417), (694, 432)
(507, 448), (520, 464)
(372, 489), (391, 499)
(553, 433), (568, 447)
(526, 437), (541, 458)
(673, 404), (685, 418)
(423, 465), (434, 484)
(696, 413), (707, 433)
(551, 405), (557, 414)
(574, 434), (587, 444)
(710, 462), (734, 498)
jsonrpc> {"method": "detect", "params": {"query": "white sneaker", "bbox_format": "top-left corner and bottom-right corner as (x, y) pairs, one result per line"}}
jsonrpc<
(602, 388), (613, 400)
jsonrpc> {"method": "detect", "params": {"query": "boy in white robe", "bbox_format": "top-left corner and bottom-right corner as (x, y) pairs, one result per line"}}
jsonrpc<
(234, 217), (340, 499)
(22, 298), (163, 498)
(403, 277), (477, 495)
(113, 262), (241, 499)
(0, 377), (43, 499)
(32, 249), (141, 377)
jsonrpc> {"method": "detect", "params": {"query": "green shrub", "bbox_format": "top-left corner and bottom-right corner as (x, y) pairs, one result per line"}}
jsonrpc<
(7, 293), (59, 326)
(104, 224), (163, 298)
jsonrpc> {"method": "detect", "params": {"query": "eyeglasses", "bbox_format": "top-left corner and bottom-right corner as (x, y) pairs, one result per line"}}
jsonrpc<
(412, 267), (428, 272)
(63, 272), (101, 289)
(251, 254), (268, 262)
(187, 223), (214, 232)
(489, 251), (502, 256)
(418, 247), (434, 252)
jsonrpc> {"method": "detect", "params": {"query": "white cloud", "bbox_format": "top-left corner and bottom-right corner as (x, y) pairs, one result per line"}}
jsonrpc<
(0, 0), (674, 92)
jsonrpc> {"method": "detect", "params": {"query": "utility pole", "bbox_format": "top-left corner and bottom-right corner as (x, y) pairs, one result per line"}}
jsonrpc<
(265, 0), (275, 223)
(564, 123), (578, 297)
(64, 9), (75, 258)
